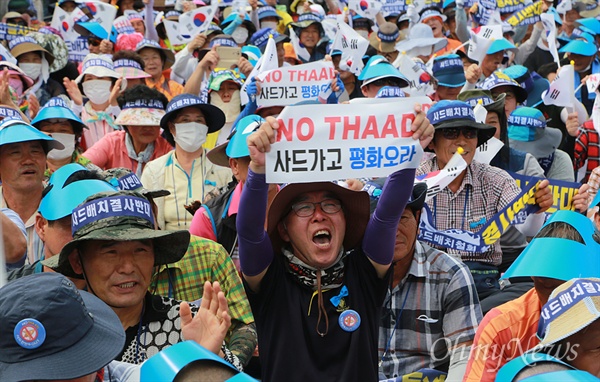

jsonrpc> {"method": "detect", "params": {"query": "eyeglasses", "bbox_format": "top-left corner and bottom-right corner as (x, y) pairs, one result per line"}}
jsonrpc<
(290, 199), (342, 217)
(440, 127), (478, 140)
(87, 37), (102, 47)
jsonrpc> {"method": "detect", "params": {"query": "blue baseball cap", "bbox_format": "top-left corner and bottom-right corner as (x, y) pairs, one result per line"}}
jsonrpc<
(31, 97), (87, 134)
(479, 71), (528, 104)
(508, 106), (561, 158)
(38, 164), (117, 221)
(427, 100), (496, 147)
(358, 55), (410, 88)
(0, 118), (63, 152)
(487, 37), (516, 54)
(140, 341), (257, 381)
(257, 5), (281, 20)
(559, 36), (598, 56)
(503, 65), (549, 107)
(207, 114), (264, 167)
(502, 210), (600, 281)
(250, 28), (290, 52)
(432, 54), (466, 87)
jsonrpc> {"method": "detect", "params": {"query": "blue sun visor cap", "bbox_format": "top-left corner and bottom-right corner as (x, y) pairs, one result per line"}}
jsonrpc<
(376, 86), (406, 98)
(576, 18), (600, 35)
(39, 164), (117, 220)
(443, 0), (456, 9)
(495, 353), (577, 382)
(257, 5), (281, 20)
(502, 210), (600, 280)
(487, 38), (516, 54)
(73, 21), (108, 40)
(432, 54), (466, 87)
(31, 97), (86, 133)
(358, 55), (409, 88)
(559, 37), (598, 56)
(503, 65), (549, 107)
(0, 119), (64, 151)
(241, 45), (261, 66)
(140, 341), (257, 382)
(226, 115), (265, 159)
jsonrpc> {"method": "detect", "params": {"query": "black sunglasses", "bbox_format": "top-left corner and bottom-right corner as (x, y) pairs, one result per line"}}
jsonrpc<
(440, 127), (478, 140)
(87, 37), (102, 47)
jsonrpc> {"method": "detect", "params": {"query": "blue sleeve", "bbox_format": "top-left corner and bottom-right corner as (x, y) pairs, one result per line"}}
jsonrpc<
(236, 170), (275, 276)
(362, 168), (416, 265)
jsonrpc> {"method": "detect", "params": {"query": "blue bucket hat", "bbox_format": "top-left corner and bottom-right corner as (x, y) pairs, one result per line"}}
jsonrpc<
(257, 5), (281, 21)
(427, 100), (496, 147)
(31, 97), (87, 135)
(495, 353), (599, 382)
(0, 273), (125, 382)
(0, 118), (63, 152)
(358, 55), (410, 88)
(141, 341), (257, 381)
(160, 94), (226, 145)
(503, 65), (549, 107)
(487, 37), (517, 54)
(479, 71), (528, 104)
(38, 163), (117, 221)
(508, 106), (562, 158)
(207, 114), (264, 167)
(432, 54), (466, 87)
(250, 28), (290, 52)
(502, 210), (600, 281)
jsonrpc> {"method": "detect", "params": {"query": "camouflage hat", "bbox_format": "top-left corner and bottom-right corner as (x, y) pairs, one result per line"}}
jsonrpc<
(101, 167), (170, 198)
(43, 190), (190, 278)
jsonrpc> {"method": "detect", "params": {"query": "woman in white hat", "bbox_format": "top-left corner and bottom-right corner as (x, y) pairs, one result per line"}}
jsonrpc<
(63, 54), (124, 150)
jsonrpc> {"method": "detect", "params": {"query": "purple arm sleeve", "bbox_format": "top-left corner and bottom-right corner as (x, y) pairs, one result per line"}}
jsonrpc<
(236, 169), (275, 276)
(363, 168), (416, 265)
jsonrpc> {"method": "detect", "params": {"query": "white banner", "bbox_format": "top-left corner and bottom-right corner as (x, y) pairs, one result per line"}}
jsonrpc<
(256, 61), (335, 107)
(265, 97), (430, 183)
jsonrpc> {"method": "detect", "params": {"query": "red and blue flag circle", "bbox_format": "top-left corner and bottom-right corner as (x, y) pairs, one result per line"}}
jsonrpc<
(193, 12), (206, 27)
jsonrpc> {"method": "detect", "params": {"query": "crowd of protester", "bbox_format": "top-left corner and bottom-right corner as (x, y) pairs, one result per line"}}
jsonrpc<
(1, 0), (600, 380)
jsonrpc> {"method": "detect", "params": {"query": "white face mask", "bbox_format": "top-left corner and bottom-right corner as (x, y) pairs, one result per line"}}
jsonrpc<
(261, 21), (278, 30)
(173, 122), (208, 152)
(19, 63), (42, 80)
(232, 27), (249, 44)
(82, 80), (112, 105)
(210, 90), (241, 122)
(356, 30), (370, 39)
(47, 133), (76, 160)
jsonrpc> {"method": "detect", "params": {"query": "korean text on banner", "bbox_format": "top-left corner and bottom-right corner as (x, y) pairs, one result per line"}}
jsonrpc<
(264, 97), (431, 183)
(256, 61), (335, 107)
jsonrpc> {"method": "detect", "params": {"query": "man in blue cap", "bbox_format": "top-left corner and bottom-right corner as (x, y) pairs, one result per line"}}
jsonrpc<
(358, 55), (410, 98)
(7, 163), (116, 285)
(417, 100), (553, 301)
(0, 118), (63, 265)
(432, 53), (466, 101)
(559, 34), (600, 114)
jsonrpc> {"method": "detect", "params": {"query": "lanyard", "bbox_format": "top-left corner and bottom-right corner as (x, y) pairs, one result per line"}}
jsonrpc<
(379, 281), (412, 368)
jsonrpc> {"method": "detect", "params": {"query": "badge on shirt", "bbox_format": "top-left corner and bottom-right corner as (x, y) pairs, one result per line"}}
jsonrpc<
(339, 309), (361, 332)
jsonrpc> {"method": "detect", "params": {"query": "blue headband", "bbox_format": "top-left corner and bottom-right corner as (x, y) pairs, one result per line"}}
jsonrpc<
(122, 99), (165, 110)
(8, 36), (37, 50)
(71, 195), (153, 236)
(0, 107), (21, 119)
(116, 173), (144, 191)
(114, 59), (143, 70)
(429, 104), (476, 124)
(508, 114), (546, 128)
(83, 58), (114, 71)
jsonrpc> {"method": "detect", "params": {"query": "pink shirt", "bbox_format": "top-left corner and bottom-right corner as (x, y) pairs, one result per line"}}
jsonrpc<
(83, 130), (173, 174)
(189, 181), (243, 241)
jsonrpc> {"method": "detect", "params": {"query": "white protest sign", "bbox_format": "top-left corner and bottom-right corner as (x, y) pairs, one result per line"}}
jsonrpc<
(256, 61), (335, 107)
(474, 137), (504, 164)
(265, 97), (430, 183)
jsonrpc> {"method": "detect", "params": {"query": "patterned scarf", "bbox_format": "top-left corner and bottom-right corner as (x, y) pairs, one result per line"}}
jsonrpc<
(282, 246), (347, 337)
(84, 102), (119, 131)
(125, 133), (155, 177)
